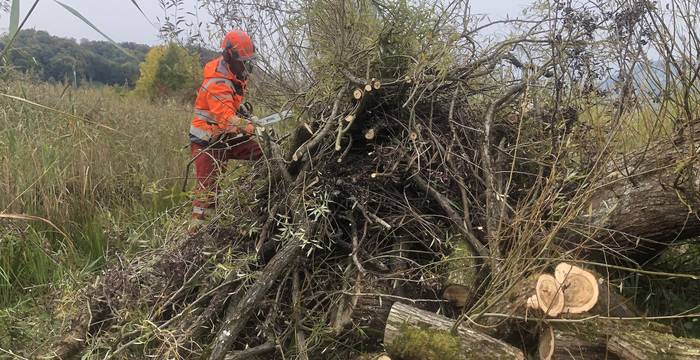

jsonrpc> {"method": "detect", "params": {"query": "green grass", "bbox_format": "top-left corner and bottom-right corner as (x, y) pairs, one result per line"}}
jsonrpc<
(0, 78), (191, 307)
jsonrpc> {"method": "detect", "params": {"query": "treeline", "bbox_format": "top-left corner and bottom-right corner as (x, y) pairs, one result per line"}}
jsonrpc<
(0, 29), (218, 88)
(0, 29), (149, 86)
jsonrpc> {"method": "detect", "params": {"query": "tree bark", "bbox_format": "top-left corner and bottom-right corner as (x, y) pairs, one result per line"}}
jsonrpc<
(384, 302), (525, 359)
(608, 328), (700, 360)
(549, 325), (619, 360)
(209, 240), (302, 360)
(571, 124), (700, 264)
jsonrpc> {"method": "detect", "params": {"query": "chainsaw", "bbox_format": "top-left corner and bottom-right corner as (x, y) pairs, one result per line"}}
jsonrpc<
(251, 110), (294, 127)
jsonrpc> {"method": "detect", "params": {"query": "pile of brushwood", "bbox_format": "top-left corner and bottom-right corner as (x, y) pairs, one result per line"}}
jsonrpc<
(48, 1), (700, 359)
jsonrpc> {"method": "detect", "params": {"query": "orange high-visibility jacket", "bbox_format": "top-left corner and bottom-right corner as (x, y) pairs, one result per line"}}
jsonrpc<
(189, 57), (247, 145)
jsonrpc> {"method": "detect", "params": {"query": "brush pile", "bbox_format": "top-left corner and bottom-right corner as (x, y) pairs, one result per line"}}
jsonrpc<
(49, 1), (700, 359)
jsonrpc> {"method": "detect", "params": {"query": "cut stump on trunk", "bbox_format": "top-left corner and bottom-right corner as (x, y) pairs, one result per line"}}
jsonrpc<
(554, 263), (599, 314)
(533, 274), (565, 317)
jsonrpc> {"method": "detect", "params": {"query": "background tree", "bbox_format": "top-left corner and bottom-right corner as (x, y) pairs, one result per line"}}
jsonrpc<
(0, 29), (149, 85)
(134, 43), (201, 101)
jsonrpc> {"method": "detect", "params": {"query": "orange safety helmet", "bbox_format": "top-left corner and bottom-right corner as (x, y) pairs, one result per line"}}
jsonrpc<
(221, 30), (256, 62)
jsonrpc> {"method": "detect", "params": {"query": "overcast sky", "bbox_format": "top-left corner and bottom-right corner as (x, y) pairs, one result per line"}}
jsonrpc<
(0, 0), (532, 45)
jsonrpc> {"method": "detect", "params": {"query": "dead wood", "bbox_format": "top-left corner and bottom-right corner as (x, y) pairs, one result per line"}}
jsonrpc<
(209, 239), (303, 360)
(384, 302), (525, 359)
(608, 329), (700, 360)
(569, 122), (700, 264)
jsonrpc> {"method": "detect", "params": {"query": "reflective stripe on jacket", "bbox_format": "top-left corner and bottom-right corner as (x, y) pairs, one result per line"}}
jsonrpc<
(189, 57), (247, 145)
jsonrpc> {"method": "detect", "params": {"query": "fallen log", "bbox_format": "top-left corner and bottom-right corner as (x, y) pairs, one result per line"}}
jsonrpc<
(571, 123), (700, 264)
(608, 328), (700, 360)
(546, 326), (618, 360)
(384, 302), (525, 359)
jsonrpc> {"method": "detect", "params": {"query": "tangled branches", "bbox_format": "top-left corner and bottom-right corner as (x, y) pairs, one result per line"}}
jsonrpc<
(49, 0), (700, 359)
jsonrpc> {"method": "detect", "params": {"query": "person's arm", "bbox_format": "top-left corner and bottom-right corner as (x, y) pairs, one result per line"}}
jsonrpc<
(206, 82), (254, 135)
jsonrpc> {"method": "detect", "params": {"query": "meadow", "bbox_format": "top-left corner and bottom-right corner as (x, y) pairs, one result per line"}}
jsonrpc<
(0, 78), (192, 349)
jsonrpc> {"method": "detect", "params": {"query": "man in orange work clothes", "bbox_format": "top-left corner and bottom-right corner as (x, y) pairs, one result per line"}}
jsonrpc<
(188, 30), (262, 233)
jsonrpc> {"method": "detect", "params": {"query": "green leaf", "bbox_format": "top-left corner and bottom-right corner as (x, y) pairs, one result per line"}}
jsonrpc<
(54, 0), (138, 60)
(9, 0), (20, 37)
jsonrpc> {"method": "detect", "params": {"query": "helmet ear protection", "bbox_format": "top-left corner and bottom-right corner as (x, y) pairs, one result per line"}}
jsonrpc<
(222, 44), (236, 64)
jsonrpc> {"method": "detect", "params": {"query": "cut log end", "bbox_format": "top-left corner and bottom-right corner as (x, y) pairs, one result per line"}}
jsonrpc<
(409, 132), (418, 141)
(535, 274), (564, 317)
(555, 263), (599, 314)
(372, 80), (381, 90)
(442, 285), (469, 307)
(365, 128), (376, 140)
(345, 114), (356, 123)
(353, 88), (364, 100)
(538, 325), (554, 360)
(364, 84), (373, 92)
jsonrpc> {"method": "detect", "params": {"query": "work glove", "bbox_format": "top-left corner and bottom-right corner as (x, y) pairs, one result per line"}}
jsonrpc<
(242, 120), (256, 136)
(222, 118), (255, 136)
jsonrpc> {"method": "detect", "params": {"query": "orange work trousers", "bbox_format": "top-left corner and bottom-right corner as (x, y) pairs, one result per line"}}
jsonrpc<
(190, 136), (263, 214)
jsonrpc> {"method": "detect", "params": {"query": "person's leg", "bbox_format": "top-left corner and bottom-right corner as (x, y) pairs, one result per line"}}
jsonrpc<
(189, 143), (226, 233)
(226, 137), (263, 161)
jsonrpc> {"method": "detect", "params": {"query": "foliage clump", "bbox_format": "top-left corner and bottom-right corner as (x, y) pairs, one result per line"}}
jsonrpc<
(298, 0), (455, 99)
(134, 43), (201, 101)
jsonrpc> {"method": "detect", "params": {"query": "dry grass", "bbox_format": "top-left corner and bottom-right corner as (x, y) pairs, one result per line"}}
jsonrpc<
(0, 78), (191, 306)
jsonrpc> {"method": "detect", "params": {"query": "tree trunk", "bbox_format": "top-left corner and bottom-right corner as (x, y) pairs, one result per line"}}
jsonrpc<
(608, 328), (700, 360)
(384, 302), (525, 359)
(571, 124), (700, 264)
(549, 327), (619, 360)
